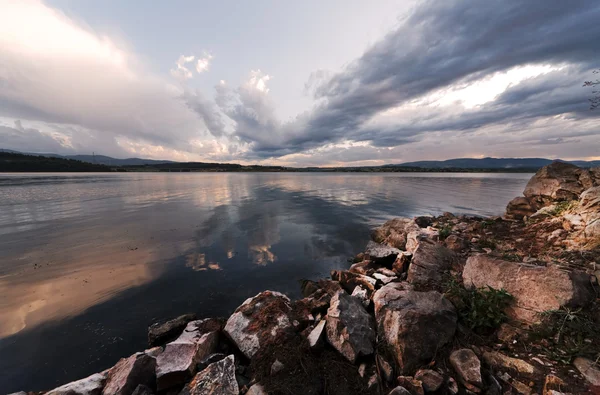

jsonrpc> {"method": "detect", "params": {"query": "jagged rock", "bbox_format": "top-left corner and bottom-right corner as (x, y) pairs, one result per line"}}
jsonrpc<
(577, 186), (600, 243)
(496, 323), (522, 344)
(180, 355), (238, 395)
(447, 377), (459, 394)
(197, 353), (227, 372)
(463, 255), (595, 322)
(388, 387), (412, 395)
(396, 376), (424, 395)
(407, 241), (459, 285)
(414, 369), (444, 393)
(377, 267), (397, 277)
(131, 384), (153, 395)
(482, 351), (535, 375)
(372, 217), (420, 249)
(524, 162), (596, 208)
(405, 228), (439, 254)
(307, 319), (326, 348)
(144, 347), (162, 358)
(365, 240), (402, 265)
(351, 286), (370, 308)
(148, 313), (197, 346)
(224, 291), (293, 359)
(349, 260), (377, 276)
(47, 373), (106, 395)
(246, 384), (267, 395)
(373, 283), (457, 374)
(103, 352), (156, 395)
(331, 270), (376, 296)
(573, 357), (600, 386)
(326, 290), (376, 363)
(449, 349), (482, 392)
(156, 319), (221, 390)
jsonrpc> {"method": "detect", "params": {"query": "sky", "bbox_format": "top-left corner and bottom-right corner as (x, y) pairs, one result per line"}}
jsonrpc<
(0, 0), (599, 166)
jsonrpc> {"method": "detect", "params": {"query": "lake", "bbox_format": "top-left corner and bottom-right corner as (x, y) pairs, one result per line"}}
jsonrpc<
(0, 172), (531, 392)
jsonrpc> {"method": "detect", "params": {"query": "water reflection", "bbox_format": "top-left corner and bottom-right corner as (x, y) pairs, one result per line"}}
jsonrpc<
(0, 172), (531, 393)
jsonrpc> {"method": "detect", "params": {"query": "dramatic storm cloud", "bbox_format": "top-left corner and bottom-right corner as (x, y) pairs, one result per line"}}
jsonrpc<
(0, 0), (598, 164)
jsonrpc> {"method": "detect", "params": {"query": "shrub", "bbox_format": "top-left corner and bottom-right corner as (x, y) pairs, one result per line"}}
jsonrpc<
(438, 225), (453, 240)
(531, 307), (600, 364)
(549, 200), (577, 216)
(445, 279), (513, 334)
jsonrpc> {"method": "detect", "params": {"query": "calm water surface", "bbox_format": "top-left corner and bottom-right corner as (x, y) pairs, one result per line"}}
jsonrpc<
(0, 172), (531, 392)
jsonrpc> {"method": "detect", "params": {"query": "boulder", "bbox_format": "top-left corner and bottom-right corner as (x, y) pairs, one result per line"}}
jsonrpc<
(372, 218), (420, 249)
(179, 355), (238, 395)
(414, 369), (444, 393)
(505, 197), (536, 220)
(47, 373), (106, 395)
(148, 313), (197, 346)
(373, 283), (457, 374)
(577, 186), (600, 243)
(103, 353), (156, 395)
(573, 357), (600, 386)
(351, 286), (370, 308)
(156, 319), (221, 390)
(224, 291), (293, 359)
(365, 240), (402, 265)
(444, 234), (468, 252)
(405, 228), (439, 254)
(407, 241), (459, 285)
(449, 349), (482, 392)
(372, 272), (396, 285)
(463, 255), (595, 322)
(326, 290), (376, 363)
(523, 162), (595, 208)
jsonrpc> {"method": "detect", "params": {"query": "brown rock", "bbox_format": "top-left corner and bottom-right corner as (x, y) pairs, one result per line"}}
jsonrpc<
(407, 241), (459, 285)
(463, 255), (594, 322)
(224, 291), (293, 359)
(482, 351), (535, 375)
(393, 252), (412, 274)
(365, 240), (402, 265)
(388, 387), (412, 395)
(372, 218), (420, 249)
(103, 353), (156, 395)
(377, 354), (394, 383)
(449, 349), (482, 392)
(331, 270), (376, 296)
(373, 283), (457, 374)
(524, 162), (592, 208)
(505, 197), (536, 220)
(414, 369), (444, 393)
(543, 375), (567, 395)
(326, 291), (376, 363)
(444, 234), (467, 252)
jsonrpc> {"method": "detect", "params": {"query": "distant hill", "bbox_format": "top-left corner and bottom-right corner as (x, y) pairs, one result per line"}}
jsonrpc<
(0, 149), (174, 166)
(388, 157), (600, 169)
(0, 152), (114, 172)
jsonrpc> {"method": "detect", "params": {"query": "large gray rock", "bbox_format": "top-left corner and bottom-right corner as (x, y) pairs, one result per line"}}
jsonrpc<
(224, 291), (292, 359)
(148, 313), (197, 346)
(365, 241), (402, 264)
(407, 241), (459, 285)
(373, 283), (457, 374)
(156, 319), (221, 390)
(47, 373), (106, 395)
(179, 355), (238, 395)
(523, 162), (597, 208)
(102, 352), (156, 395)
(463, 255), (595, 322)
(449, 349), (482, 392)
(326, 290), (376, 363)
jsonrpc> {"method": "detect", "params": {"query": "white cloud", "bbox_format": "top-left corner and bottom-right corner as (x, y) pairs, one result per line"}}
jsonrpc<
(170, 55), (195, 80)
(196, 53), (213, 73)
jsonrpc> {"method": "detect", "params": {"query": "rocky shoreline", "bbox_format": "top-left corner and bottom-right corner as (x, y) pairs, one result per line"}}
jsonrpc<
(10, 162), (600, 395)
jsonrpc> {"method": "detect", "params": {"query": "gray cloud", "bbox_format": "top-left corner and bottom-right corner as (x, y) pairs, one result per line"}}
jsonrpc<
(230, 0), (600, 158)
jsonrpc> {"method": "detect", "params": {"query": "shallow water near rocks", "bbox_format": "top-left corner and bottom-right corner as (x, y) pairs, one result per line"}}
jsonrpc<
(0, 172), (530, 392)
